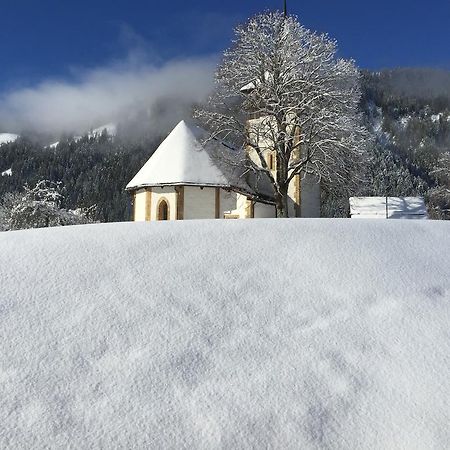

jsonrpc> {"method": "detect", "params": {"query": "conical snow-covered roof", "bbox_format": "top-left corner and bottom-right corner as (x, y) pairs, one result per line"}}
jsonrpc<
(127, 121), (245, 191)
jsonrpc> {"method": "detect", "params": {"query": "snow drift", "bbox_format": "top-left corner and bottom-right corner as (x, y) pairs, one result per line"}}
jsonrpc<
(0, 219), (449, 449)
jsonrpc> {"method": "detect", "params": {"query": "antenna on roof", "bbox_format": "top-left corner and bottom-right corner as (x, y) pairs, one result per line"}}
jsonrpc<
(283, 0), (287, 17)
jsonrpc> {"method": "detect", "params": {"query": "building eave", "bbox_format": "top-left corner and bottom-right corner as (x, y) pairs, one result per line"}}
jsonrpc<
(126, 182), (275, 206)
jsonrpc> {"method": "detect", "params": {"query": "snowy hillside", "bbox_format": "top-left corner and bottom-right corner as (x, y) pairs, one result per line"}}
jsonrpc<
(47, 123), (117, 148)
(0, 132), (19, 145)
(0, 220), (449, 448)
(89, 122), (117, 138)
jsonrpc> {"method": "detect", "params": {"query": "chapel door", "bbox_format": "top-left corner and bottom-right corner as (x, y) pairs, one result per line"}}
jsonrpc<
(157, 200), (169, 220)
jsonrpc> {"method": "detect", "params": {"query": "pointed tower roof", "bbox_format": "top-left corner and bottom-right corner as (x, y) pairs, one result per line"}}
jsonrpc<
(127, 121), (234, 189)
(127, 121), (243, 189)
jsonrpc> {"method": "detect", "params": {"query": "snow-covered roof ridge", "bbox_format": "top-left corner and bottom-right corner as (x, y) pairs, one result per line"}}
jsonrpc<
(126, 120), (249, 192)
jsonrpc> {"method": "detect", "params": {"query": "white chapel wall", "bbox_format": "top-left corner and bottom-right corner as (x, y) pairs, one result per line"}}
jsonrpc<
(254, 202), (276, 218)
(287, 177), (300, 217)
(220, 189), (238, 217)
(134, 189), (147, 221)
(300, 174), (321, 218)
(234, 193), (251, 218)
(183, 186), (216, 220)
(133, 185), (277, 221)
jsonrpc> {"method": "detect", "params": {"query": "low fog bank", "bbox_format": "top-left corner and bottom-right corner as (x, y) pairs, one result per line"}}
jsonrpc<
(377, 68), (450, 100)
(0, 57), (216, 138)
(3, 64), (450, 144)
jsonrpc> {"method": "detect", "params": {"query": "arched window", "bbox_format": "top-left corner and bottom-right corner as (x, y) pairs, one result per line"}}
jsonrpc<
(157, 199), (169, 220)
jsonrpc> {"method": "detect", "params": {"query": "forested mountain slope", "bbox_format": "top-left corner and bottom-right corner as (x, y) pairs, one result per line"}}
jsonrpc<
(358, 69), (450, 218)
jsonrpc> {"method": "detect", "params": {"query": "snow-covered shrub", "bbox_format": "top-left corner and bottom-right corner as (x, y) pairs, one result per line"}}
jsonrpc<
(0, 180), (95, 231)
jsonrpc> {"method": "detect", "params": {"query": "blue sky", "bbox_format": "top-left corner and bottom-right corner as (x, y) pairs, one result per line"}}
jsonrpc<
(0, 0), (449, 134)
(1, 0), (449, 90)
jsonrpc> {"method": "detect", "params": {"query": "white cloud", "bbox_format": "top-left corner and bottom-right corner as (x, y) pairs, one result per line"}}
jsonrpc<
(0, 56), (216, 135)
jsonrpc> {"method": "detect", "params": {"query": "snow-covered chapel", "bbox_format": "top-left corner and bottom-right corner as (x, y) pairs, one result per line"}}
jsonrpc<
(126, 120), (321, 221)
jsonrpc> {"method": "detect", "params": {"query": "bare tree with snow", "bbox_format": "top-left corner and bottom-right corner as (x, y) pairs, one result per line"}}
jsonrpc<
(0, 180), (95, 231)
(195, 11), (370, 217)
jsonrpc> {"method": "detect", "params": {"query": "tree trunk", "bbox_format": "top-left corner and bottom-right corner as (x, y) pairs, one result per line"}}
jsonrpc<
(275, 146), (290, 218)
(275, 187), (289, 218)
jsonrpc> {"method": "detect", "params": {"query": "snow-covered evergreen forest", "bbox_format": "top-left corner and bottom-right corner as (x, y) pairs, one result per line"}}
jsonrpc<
(359, 68), (450, 219)
(0, 131), (165, 223)
(1, 68), (449, 222)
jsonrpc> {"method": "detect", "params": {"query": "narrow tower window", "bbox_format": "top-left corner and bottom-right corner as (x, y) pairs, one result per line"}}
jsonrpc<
(268, 152), (275, 170)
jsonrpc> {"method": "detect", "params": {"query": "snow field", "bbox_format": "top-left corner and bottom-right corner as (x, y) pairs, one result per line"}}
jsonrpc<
(0, 219), (449, 449)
